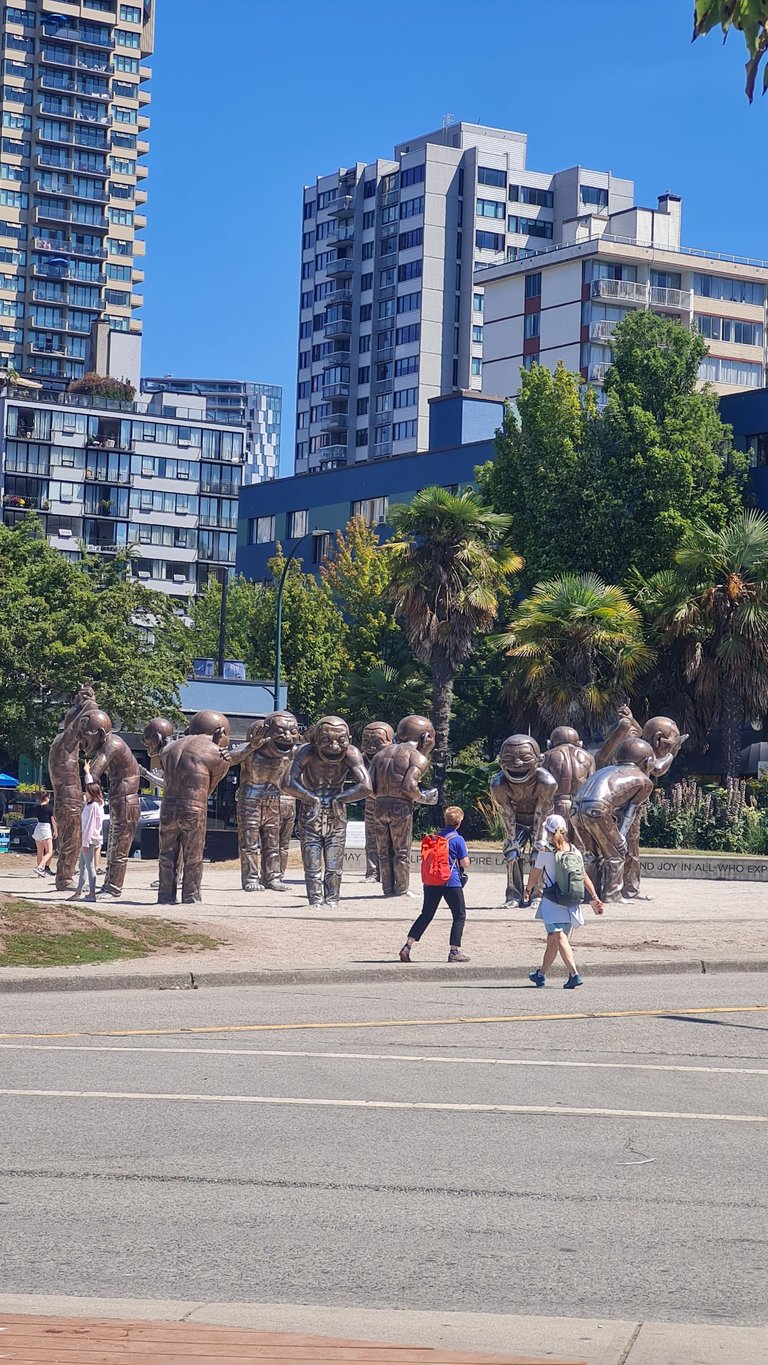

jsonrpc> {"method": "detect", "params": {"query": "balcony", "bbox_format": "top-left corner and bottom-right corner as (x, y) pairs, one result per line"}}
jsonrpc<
(378, 283), (396, 300)
(649, 284), (692, 312)
(371, 440), (392, 458)
(377, 250), (397, 268)
(590, 320), (616, 343)
(374, 378), (394, 395)
(591, 278), (648, 306)
(588, 362), (611, 383)
(321, 411), (348, 432)
(42, 25), (114, 50)
(30, 341), (67, 356)
(321, 382), (350, 399)
(319, 444), (348, 464)
(328, 195), (354, 218)
(326, 257), (354, 278)
(33, 236), (107, 260)
(324, 317), (352, 338)
(35, 152), (107, 178)
(329, 287), (352, 305)
(35, 179), (108, 204)
(379, 188), (399, 208)
(375, 346), (394, 363)
(325, 225), (354, 246)
(35, 206), (108, 230)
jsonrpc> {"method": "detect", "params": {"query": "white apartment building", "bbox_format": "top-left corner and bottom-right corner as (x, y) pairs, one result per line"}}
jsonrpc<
(478, 194), (768, 399)
(142, 376), (282, 483)
(296, 122), (634, 474)
(1, 0), (153, 390)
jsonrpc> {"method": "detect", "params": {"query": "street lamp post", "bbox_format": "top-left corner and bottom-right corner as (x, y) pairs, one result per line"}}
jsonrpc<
(273, 530), (328, 706)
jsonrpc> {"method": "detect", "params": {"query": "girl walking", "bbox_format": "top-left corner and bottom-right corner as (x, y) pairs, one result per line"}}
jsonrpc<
(525, 813), (604, 989)
(32, 790), (56, 877)
(70, 783), (105, 903)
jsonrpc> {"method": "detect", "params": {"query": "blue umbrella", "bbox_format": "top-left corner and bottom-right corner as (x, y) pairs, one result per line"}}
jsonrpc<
(0, 773), (18, 787)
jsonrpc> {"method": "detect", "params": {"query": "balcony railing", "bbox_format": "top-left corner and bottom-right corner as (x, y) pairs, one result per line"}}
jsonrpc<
(326, 257), (354, 277)
(588, 362), (611, 383)
(325, 225), (354, 245)
(590, 320), (616, 342)
(35, 207), (108, 230)
(321, 382), (350, 399)
(42, 25), (114, 49)
(324, 318), (352, 337)
(35, 179), (108, 203)
(379, 189), (399, 208)
(649, 284), (692, 311)
(321, 413), (348, 432)
(328, 196), (354, 218)
(329, 287), (352, 306)
(33, 236), (107, 260)
(591, 278), (649, 305)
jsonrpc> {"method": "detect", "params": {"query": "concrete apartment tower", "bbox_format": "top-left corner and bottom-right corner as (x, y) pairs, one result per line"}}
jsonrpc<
(0, 0), (152, 390)
(295, 121), (634, 474)
(142, 376), (283, 483)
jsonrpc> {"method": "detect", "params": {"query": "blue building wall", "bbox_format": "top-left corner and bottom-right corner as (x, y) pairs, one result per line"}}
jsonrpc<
(718, 388), (768, 511)
(236, 393), (505, 582)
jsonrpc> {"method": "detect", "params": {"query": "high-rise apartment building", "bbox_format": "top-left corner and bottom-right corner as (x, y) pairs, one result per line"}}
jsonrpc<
(295, 121), (634, 475)
(142, 376), (282, 482)
(478, 194), (768, 399)
(0, 0), (152, 389)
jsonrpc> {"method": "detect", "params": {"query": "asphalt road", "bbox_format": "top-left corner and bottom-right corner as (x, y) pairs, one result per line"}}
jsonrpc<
(0, 972), (767, 1328)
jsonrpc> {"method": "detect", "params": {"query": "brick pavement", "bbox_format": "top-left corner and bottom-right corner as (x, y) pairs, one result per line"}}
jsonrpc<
(0, 1314), (584, 1364)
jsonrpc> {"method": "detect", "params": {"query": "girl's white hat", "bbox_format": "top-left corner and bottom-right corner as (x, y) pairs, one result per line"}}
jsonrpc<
(543, 813), (568, 835)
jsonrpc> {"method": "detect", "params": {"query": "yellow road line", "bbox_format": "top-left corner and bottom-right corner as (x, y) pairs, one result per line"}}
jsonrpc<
(0, 1086), (766, 1124)
(0, 1003), (767, 1042)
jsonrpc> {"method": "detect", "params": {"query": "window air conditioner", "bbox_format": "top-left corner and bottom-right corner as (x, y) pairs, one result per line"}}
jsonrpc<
(138, 570), (150, 579)
(58, 528), (72, 538)
(172, 573), (185, 583)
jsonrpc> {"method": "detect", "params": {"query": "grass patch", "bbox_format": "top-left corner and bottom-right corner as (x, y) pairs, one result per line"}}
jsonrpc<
(0, 898), (221, 968)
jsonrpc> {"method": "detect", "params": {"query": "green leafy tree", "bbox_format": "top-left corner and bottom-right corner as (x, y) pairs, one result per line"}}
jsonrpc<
(693, 0), (768, 100)
(636, 511), (768, 779)
(320, 517), (404, 670)
(500, 574), (653, 741)
(0, 518), (191, 761)
(190, 574), (260, 665)
(387, 486), (522, 800)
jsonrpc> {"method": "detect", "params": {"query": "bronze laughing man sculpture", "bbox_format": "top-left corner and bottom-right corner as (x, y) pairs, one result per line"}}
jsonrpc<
(156, 711), (231, 905)
(285, 716), (370, 907)
(360, 720), (394, 882)
(49, 685), (99, 891)
(490, 734), (557, 907)
(541, 725), (596, 842)
(571, 736), (656, 903)
(368, 714), (438, 899)
(77, 707), (141, 898)
(227, 710), (300, 892)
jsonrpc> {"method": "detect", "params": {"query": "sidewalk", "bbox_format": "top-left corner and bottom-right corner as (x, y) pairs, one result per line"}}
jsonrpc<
(1, 856), (767, 992)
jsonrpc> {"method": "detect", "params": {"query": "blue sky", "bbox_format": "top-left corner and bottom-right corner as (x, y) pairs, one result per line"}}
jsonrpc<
(141, 0), (766, 474)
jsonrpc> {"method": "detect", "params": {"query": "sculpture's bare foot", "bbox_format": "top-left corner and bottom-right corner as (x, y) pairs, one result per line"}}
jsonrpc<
(264, 880), (288, 892)
(243, 881), (263, 892)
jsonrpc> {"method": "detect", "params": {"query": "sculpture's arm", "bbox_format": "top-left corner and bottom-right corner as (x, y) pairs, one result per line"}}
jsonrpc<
(283, 749), (318, 805)
(139, 765), (164, 791)
(532, 772), (557, 843)
(595, 708), (639, 768)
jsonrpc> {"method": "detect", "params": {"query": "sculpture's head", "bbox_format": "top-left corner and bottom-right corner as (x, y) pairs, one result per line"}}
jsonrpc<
(77, 708), (113, 756)
(63, 685), (97, 730)
(499, 734), (541, 783)
(143, 717), (174, 758)
(642, 716), (684, 761)
(187, 709), (230, 749)
(256, 710), (300, 755)
(361, 720), (394, 759)
(548, 726), (581, 749)
(314, 716), (350, 760)
(615, 736), (657, 775)
(396, 714), (436, 755)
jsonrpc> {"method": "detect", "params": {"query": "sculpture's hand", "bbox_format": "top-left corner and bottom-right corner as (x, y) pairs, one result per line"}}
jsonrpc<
(332, 797), (346, 823)
(421, 788), (439, 806)
(674, 733), (689, 755)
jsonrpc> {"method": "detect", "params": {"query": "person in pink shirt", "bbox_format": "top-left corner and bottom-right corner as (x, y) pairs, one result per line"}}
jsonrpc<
(71, 783), (105, 903)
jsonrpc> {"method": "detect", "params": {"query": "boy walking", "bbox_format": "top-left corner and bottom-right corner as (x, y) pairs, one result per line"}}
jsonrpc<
(399, 806), (471, 963)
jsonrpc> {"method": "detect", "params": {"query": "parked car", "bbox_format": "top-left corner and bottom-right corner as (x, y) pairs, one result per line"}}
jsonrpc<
(9, 796), (161, 858)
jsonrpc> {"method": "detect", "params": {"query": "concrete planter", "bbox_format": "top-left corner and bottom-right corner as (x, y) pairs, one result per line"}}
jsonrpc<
(343, 847), (768, 882)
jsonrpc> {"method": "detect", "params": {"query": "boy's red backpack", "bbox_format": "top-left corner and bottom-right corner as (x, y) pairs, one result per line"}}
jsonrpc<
(421, 833), (451, 885)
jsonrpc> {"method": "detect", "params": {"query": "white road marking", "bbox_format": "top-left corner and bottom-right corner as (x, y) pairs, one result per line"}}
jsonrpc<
(0, 1041), (766, 1079)
(0, 1086), (765, 1124)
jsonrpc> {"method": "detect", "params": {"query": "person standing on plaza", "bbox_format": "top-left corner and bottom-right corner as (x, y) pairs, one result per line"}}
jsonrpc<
(70, 783), (105, 903)
(525, 813), (604, 989)
(399, 805), (471, 963)
(32, 790), (56, 877)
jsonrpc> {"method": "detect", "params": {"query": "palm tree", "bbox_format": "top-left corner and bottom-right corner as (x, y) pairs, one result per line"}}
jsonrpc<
(386, 486), (522, 800)
(637, 511), (768, 779)
(344, 659), (430, 730)
(500, 574), (653, 740)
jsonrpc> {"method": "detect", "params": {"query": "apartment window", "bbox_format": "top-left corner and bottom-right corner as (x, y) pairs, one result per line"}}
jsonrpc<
(524, 312), (540, 339)
(395, 355), (419, 377)
(106, 263), (132, 282)
(2, 111), (31, 131)
(519, 217), (553, 239)
(362, 209), (375, 230)
(379, 266), (396, 287)
(115, 28), (140, 47)
(471, 357), (482, 376)
(302, 230), (314, 250)
(299, 320), (312, 340)
(525, 272), (542, 298)
(377, 329), (393, 350)
(105, 288), (130, 307)
(297, 381), (310, 400)
(397, 291), (420, 314)
(111, 132), (136, 150)
(358, 364), (370, 383)
(476, 198), (505, 219)
(699, 356), (762, 387)
(359, 333), (371, 353)
(580, 184), (609, 210)
(6, 7), (36, 26)
(696, 315), (764, 346)
(380, 204), (398, 225)
(352, 496), (388, 523)
(303, 199), (315, 220)
(2, 84), (32, 107)
(693, 273), (766, 305)
(110, 156), (134, 177)
(400, 195), (424, 219)
(253, 515), (275, 544)
(400, 164), (425, 188)
(522, 353), (536, 371)
(394, 386), (417, 408)
(288, 508), (308, 538)
(509, 185), (554, 208)
(0, 188), (27, 209)
(298, 350), (310, 370)
(362, 240), (374, 260)
(395, 260), (421, 284)
(108, 207), (133, 225)
(374, 424), (391, 447)
(477, 167), (506, 188)
(301, 261), (313, 281)
(356, 428), (368, 447)
(301, 289), (312, 309)
(378, 298), (395, 318)
(381, 235), (397, 256)
(120, 4), (143, 19)
(472, 325), (483, 343)
(475, 230), (504, 252)
(472, 292), (484, 314)
(393, 420), (417, 441)
(375, 392), (393, 413)
(395, 323), (420, 345)
(112, 104), (137, 124)
(650, 269), (682, 290)
(399, 227), (423, 251)
(363, 178), (377, 198)
(361, 272), (373, 291)
(359, 303), (372, 322)
(356, 396), (369, 415)
(114, 54), (140, 73)
(317, 189), (337, 209)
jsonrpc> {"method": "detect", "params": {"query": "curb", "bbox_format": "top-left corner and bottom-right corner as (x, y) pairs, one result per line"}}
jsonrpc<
(0, 955), (765, 995)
